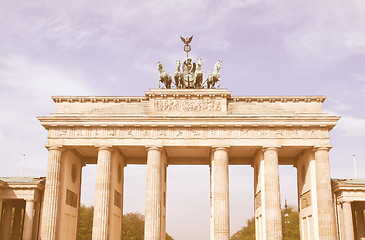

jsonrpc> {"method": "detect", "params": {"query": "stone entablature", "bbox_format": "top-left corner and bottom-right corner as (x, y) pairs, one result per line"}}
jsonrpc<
(38, 89), (337, 150)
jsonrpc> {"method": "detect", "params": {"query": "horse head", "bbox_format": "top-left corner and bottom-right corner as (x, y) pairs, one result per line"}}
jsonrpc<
(157, 62), (164, 73)
(197, 59), (202, 69)
(215, 60), (222, 71)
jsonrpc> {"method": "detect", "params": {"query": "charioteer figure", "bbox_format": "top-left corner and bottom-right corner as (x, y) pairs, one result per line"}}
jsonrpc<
(158, 36), (222, 89)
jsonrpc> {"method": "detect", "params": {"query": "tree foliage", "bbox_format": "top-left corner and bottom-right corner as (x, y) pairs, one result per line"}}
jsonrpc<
(230, 206), (300, 240)
(281, 206), (300, 240)
(122, 212), (174, 240)
(230, 217), (255, 240)
(77, 205), (174, 240)
(77, 204), (94, 240)
(122, 212), (145, 240)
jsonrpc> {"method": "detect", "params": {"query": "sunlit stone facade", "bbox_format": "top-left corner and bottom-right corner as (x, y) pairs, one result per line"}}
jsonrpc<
(0, 88), (346, 240)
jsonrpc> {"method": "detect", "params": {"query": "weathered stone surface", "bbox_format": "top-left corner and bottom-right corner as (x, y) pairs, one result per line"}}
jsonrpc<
(36, 89), (341, 240)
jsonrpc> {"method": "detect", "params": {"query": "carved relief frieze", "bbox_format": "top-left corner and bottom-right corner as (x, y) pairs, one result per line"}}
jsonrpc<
(154, 99), (222, 112)
(191, 129), (202, 138)
(174, 129), (185, 138)
(49, 126), (327, 140)
(239, 128), (250, 138)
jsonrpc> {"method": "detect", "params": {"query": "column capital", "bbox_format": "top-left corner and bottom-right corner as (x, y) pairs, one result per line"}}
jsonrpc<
(340, 200), (353, 205)
(46, 145), (64, 151)
(146, 146), (164, 152)
(211, 146), (230, 152)
(262, 146), (280, 152)
(313, 146), (332, 151)
(96, 145), (113, 151)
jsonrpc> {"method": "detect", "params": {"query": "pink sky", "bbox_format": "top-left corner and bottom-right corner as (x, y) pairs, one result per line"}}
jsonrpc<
(1, 0), (365, 239)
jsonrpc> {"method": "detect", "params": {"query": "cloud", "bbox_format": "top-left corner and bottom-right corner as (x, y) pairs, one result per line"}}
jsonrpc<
(351, 73), (365, 84)
(0, 55), (93, 96)
(224, 0), (261, 9)
(325, 110), (365, 137)
(280, 0), (365, 63)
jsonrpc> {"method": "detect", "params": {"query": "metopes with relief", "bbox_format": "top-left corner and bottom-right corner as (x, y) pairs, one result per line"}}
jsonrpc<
(50, 127), (328, 140)
(158, 36), (222, 89)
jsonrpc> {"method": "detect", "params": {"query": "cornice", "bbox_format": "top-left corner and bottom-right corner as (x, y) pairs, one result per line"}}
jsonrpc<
(37, 116), (340, 129)
(229, 96), (326, 103)
(51, 94), (326, 104)
(52, 96), (147, 103)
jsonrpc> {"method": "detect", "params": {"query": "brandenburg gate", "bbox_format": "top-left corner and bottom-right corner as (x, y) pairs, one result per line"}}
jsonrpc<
(38, 88), (339, 240)
(37, 39), (340, 240)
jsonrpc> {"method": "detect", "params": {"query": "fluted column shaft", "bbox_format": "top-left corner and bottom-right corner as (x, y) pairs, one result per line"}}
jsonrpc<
(1, 202), (13, 240)
(211, 147), (230, 240)
(92, 147), (112, 240)
(342, 201), (355, 240)
(12, 204), (23, 240)
(314, 147), (337, 239)
(40, 147), (62, 240)
(144, 147), (163, 240)
(263, 147), (282, 240)
(23, 200), (35, 240)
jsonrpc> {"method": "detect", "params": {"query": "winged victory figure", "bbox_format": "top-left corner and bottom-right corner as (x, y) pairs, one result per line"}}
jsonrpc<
(180, 36), (193, 45)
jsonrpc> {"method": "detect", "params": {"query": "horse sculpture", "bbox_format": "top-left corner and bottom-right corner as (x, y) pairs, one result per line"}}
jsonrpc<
(194, 59), (203, 89)
(206, 60), (221, 89)
(174, 60), (183, 89)
(158, 62), (172, 89)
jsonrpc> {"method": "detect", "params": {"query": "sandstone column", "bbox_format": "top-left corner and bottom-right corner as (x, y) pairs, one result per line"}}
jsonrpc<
(263, 147), (282, 240)
(23, 200), (35, 240)
(144, 147), (163, 240)
(357, 208), (365, 239)
(211, 147), (230, 240)
(12, 204), (23, 240)
(1, 202), (12, 240)
(92, 147), (112, 240)
(40, 146), (62, 240)
(314, 147), (337, 239)
(342, 201), (355, 240)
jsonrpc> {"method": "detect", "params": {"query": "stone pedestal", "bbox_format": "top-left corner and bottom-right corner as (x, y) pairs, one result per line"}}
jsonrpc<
(314, 147), (337, 239)
(1, 202), (12, 240)
(144, 147), (163, 240)
(263, 147), (282, 240)
(92, 147), (112, 240)
(23, 200), (35, 240)
(40, 147), (62, 240)
(211, 147), (230, 240)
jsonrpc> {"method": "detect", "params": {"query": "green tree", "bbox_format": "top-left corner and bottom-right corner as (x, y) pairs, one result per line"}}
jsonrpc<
(77, 204), (94, 240)
(230, 217), (255, 240)
(122, 212), (174, 240)
(230, 206), (300, 240)
(281, 206), (300, 240)
(122, 212), (145, 240)
(77, 207), (174, 240)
